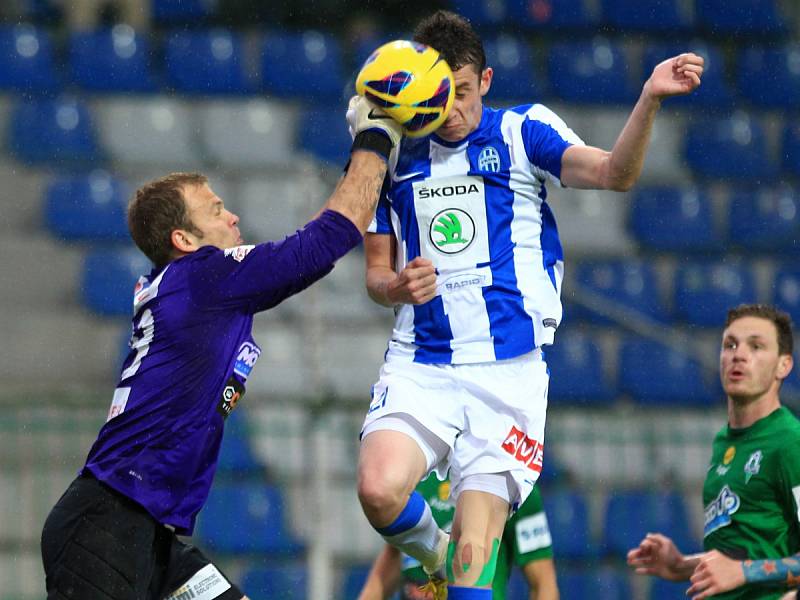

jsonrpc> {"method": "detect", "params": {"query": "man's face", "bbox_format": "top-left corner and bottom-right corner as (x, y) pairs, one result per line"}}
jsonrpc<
(180, 183), (242, 251)
(435, 64), (492, 142)
(719, 315), (792, 402)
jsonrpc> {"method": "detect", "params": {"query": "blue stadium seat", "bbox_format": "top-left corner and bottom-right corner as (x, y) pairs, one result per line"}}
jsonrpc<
(674, 261), (757, 326)
(340, 565), (372, 600)
(696, 0), (787, 35)
(166, 29), (251, 94)
(651, 577), (691, 600)
(603, 490), (698, 558)
(483, 34), (542, 101)
(558, 568), (630, 599)
(641, 42), (733, 108)
(0, 24), (59, 93)
(574, 260), (668, 323)
(542, 489), (595, 559)
(152, 0), (213, 24)
(262, 31), (345, 101)
(630, 186), (721, 252)
(784, 121), (800, 178)
(548, 38), (636, 104)
(619, 338), (718, 405)
(9, 97), (102, 166)
(44, 171), (130, 242)
(70, 26), (156, 92)
(241, 564), (308, 600)
(684, 112), (775, 180)
(545, 333), (615, 404)
(509, 0), (597, 29)
(82, 247), (151, 316)
(450, 0), (513, 29)
(197, 481), (305, 555)
(216, 408), (264, 477)
(298, 104), (351, 165)
(739, 46), (800, 109)
(728, 186), (800, 252)
(601, 0), (690, 31)
(773, 265), (800, 325)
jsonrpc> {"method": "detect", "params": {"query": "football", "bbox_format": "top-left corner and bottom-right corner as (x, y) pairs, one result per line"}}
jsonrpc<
(355, 40), (455, 138)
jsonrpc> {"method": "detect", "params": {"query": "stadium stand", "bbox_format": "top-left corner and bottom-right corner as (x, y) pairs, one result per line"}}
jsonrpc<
(69, 26), (157, 93)
(0, 24), (59, 93)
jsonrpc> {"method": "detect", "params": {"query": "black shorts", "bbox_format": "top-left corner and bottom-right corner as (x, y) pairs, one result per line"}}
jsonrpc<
(41, 474), (243, 600)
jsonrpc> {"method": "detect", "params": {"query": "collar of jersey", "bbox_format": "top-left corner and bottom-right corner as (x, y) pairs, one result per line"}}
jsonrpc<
(431, 106), (489, 148)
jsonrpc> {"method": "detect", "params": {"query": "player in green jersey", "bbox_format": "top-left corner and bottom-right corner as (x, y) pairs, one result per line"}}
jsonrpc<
(358, 474), (559, 600)
(627, 304), (800, 600)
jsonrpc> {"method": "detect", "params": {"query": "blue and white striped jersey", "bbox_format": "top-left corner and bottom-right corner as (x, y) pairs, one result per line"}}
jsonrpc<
(369, 104), (583, 364)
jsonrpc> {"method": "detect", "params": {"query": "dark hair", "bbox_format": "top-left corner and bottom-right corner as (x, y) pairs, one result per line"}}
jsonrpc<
(725, 303), (794, 356)
(127, 172), (207, 268)
(413, 10), (486, 74)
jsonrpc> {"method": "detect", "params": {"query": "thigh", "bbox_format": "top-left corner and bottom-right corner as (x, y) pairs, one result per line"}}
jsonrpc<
(42, 476), (156, 600)
(158, 537), (242, 600)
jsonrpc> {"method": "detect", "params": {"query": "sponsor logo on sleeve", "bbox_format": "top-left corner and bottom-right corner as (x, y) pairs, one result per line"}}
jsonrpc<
(233, 341), (261, 379)
(704, 485), (740, 537)
(223, 245), (255, 263)
(217, 376), (244, 419)
(164, 564), (231, 600)
(515, 512), (552, 554)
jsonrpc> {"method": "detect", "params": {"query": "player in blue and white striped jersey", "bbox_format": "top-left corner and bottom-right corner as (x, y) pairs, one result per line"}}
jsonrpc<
(356, 10), (704, 600)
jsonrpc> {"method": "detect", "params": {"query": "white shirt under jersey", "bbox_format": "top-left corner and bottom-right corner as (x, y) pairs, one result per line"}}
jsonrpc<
(368, 104), (584, 365)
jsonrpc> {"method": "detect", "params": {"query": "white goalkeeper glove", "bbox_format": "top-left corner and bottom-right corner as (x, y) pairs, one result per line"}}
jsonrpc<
(347, 95), (402, 163)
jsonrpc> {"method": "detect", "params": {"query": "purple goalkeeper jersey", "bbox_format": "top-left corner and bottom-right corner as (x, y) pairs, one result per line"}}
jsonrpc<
(81, 210), (361, 534)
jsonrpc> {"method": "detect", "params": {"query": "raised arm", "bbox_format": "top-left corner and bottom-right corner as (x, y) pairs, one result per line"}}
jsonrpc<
(561, 52), (704, 192)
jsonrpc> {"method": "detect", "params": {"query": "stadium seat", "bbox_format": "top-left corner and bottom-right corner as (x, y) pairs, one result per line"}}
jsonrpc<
(684, 112), (775, 180)
(728, 186), (800, 252)
(548, 38), (636, 104)
(773, 265), (800, 325)
(642, 42), (733, 108)
(81, 247), (151, 316)
(601, 0), (690, 31)
(674, 261), (757, 326)
(297, 104), (351, 165)
(558, 568), (630, 599)
(262, 31), (345, 101)
(94, 98), (200, 167)
(603, 490), (698, 558)
(542, 489), (596, 559)
(619, 338), (719, 406)
(152, 0), (213, 24)
(651, 578), (691, 600)
(449, 0), (513, 29)
(573, 260), (668, 323)
(241, 564), (308, 600)
(696, 0), (787, 35)
(784, 121), (800, 178)
(483, 34), (543, 101)
(216, 408), (265, 478)
(739, 46), (800, 109)
(629, 186), (722, 252)
(198, 99), (300, 169)
(197, 481), (305, 555)
(9, 97), (102, 165)
(0, 24), (59, 93)
(44, 171), (130, 242)
(340, 565), (372, 600)
(545, 333), (615, 404)
(69, 26), (157, 92)
(165, 29), (251, 95)
(508, 0), (597, 29)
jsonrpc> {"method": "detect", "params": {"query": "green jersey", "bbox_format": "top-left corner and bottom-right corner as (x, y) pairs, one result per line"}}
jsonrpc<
(398, 475), (551, 599)
(702, 407), (800, 599)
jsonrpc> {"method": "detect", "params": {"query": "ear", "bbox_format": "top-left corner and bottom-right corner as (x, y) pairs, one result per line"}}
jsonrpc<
(777, 354), (794, 381)
(171, 228), (198, 254)
(479, 67), (493, 97)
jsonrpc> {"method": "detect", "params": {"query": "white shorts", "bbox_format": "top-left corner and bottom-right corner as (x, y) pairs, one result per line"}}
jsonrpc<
(361, 349), (548, 508)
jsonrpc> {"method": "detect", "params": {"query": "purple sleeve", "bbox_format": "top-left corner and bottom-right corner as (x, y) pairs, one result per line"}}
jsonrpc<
(189, 209), (362, 313)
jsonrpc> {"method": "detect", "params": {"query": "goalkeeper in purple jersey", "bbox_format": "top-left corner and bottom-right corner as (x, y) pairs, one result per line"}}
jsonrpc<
(40, 101), (403, 600)
(628, 304), (800, 600)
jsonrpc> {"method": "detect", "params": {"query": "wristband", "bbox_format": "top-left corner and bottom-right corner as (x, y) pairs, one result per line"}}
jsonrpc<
(351, 130), (393, 162)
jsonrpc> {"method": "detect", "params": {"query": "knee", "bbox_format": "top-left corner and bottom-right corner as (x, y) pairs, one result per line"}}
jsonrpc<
(357, 470), (407, 523)
(448, 533), (500, 587)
